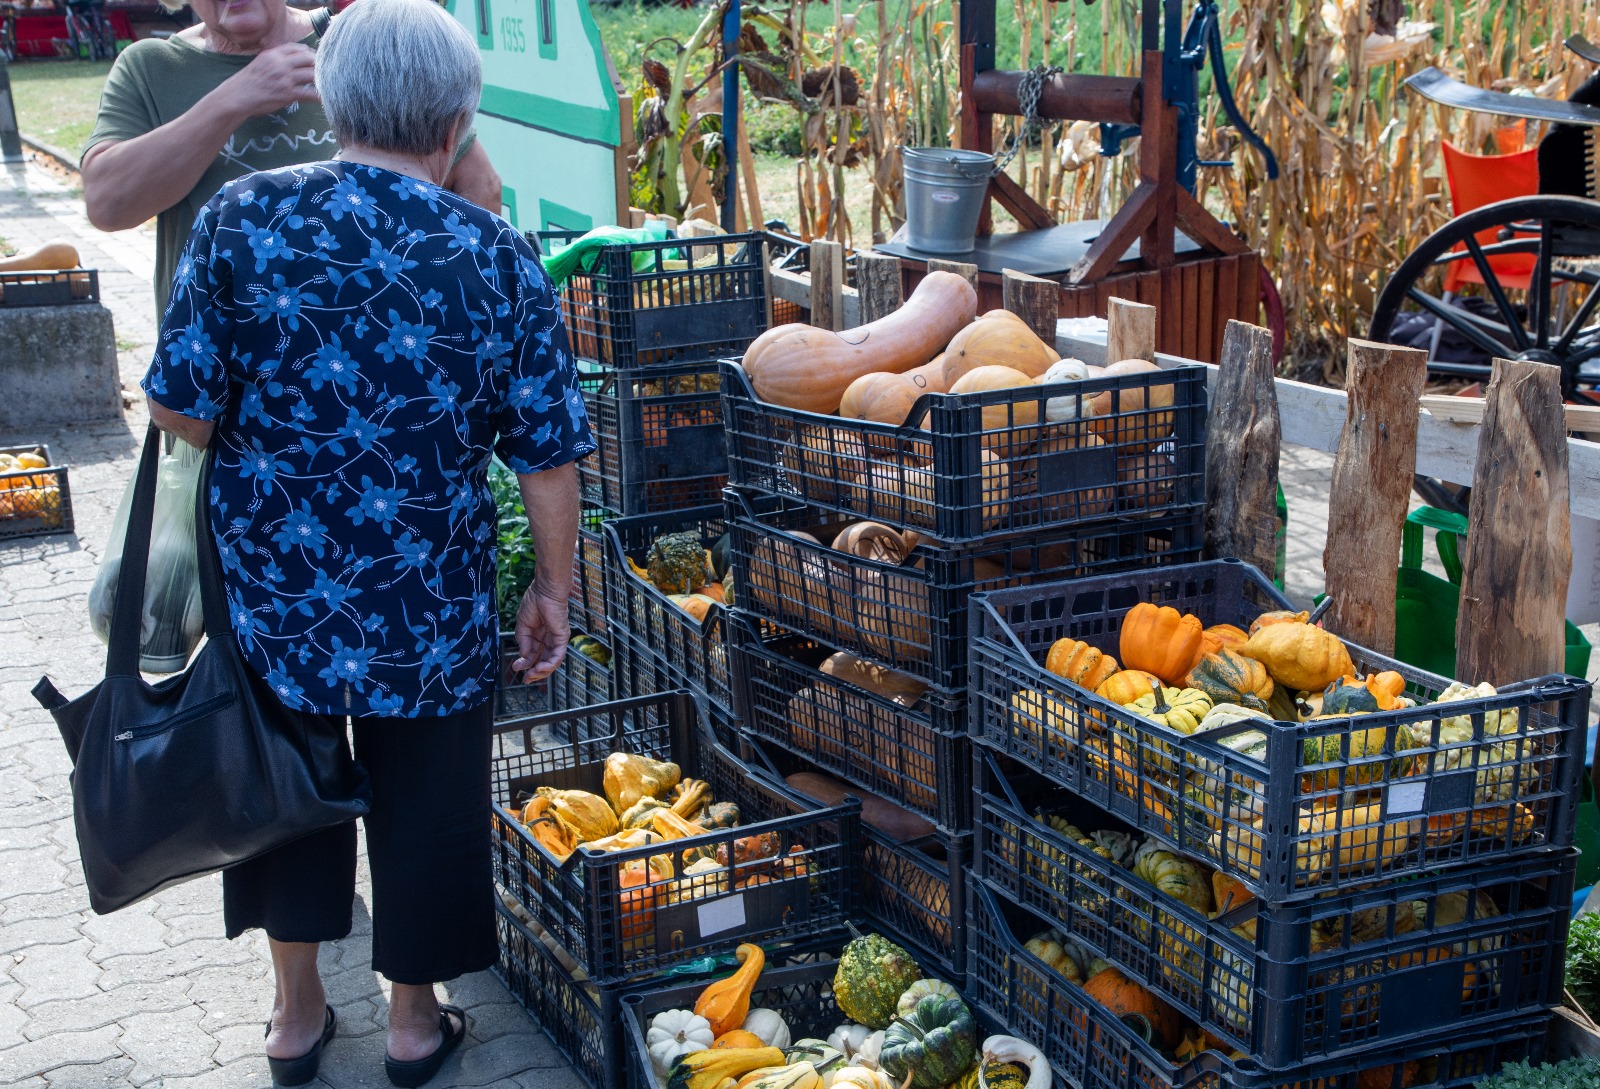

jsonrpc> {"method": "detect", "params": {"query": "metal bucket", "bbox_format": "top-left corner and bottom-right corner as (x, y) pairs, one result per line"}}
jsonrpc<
(901, 147), (994, 255)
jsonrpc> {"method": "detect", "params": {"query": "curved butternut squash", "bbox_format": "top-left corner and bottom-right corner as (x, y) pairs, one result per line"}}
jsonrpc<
(694, 943), (766, 1037)
(0, 242), (80, 273)
(902, 354), (950, 395)
(743, 273), (977, 413)
(943, 314), (1058, 384)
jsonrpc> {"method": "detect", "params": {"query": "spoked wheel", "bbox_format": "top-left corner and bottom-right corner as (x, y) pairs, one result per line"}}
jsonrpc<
(1370, 194), (1600, 506)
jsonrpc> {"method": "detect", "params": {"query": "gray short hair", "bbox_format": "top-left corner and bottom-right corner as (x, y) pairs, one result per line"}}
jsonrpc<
(316, 0), (482, 158)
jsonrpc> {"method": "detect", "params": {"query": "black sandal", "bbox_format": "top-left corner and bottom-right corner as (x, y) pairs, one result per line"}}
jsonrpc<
(384, 1004), (467, 1088)
(265, 1005), (337, 1088)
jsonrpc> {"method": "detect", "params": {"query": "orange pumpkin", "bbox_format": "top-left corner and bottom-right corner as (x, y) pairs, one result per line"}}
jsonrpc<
(1082, 966), (1185, 1051)
(1095, 669), (1164, 707)
(1201, 624), (1249, 654)
(618, 854), (671, 947)
(1118, 602), (1205, 685)
(714, 1030), (767, 1049)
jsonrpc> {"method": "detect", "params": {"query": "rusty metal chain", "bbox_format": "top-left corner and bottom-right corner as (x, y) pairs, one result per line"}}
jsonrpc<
(992, 63), (1063, 175)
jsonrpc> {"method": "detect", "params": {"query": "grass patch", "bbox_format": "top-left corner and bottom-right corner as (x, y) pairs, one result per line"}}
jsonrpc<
(8, 59), (113, 159)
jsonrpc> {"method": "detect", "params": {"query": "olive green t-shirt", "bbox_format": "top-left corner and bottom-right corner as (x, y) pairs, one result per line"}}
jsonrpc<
(85, 20), (337, 316)
(84, 16), (476, 316)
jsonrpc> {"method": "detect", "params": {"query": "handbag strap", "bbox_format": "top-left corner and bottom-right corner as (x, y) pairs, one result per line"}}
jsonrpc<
(105, 425), (168, 676)
(192, 438), (231, 642)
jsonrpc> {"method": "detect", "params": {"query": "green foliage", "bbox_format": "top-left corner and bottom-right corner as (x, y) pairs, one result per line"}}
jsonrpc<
(1474, 1057), (1600, 1089)
(490, 462), (537, 629)
(744, 100), (804, 158)
(1566, 912), (1600, 1018)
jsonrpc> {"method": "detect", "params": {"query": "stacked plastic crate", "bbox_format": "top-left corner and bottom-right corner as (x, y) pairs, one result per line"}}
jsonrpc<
(719, 306), (1213, 984)
(964, 558), (1593, 1089)
(489, 692), (861, 1089)
(533, 230), (768, 724)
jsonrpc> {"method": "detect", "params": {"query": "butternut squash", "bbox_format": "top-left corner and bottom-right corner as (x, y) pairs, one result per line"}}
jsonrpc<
(942, 313), (1058, 384)
(694, 943), (766, 1036)
(850, 453), (1009, 531)
(903, 354), (950, 394)
(0, 242), (80, 272)
(743, 273), (978, 413)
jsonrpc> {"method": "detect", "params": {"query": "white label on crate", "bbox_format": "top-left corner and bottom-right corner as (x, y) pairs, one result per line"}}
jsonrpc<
(697, 894), (748, 936)
(1387, 781), (1427, 815)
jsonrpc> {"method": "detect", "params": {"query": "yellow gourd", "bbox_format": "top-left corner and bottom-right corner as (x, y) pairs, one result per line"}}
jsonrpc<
(694, 943), (766, 1037)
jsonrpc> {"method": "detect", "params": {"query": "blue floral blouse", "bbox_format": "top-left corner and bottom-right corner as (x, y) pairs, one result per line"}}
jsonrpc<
(143, 161), (594, 718)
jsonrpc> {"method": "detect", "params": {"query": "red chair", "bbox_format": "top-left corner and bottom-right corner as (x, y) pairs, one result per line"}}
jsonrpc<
(1439, 140), (1541, 292)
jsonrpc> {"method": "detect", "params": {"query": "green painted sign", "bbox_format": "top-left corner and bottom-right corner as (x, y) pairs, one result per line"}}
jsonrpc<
(450, 0), (621, 235)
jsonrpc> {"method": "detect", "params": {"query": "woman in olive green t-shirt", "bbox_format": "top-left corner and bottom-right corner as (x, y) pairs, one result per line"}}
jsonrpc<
(81, 0), (501, 315)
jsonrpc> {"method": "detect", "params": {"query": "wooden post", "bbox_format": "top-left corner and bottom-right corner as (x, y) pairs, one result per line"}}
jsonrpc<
(927, 259), (980, 287)
(1321, 339), (1429, 655)
(810, 239), (846, 332)
(1107, 297), (1158, 362)
(857, 251), (904, 324)
(1001, 269), (1060, 345)
(1456, 359), (1572, 685)
(1203, 320), (1280, 578)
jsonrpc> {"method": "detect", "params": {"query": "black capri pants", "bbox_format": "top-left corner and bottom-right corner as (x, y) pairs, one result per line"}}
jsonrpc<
(222, 700), (497, 986)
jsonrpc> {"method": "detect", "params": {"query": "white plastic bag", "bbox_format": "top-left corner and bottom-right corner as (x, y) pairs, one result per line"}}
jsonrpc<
(88, 441), (205, 673)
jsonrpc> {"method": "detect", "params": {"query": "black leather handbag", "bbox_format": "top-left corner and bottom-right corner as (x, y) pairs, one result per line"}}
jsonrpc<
(33, 426), (371, 914)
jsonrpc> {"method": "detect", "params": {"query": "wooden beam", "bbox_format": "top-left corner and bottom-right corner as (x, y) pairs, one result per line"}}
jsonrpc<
(1106, 297), (1158, 362)
(970, 70), (1143, 126)
(989, 171), (1057, 231)
(1175, 188), (1251, 256)
(809, 239), (846, 332)
(857, 251), (904, 324)
(1203, 320), (1280, 577)
(768, 265), (862, 328)
(928, 259), (980, 287)
(1321, 339), (1429, 655)
(1421, 394), (1600, 435)
(1001, 269), (1060, 344)
(1068, 182), (1155, 284)
(1456, 358), (1572, 685)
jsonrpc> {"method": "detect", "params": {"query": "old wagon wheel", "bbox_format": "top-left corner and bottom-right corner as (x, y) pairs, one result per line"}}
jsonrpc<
(1371, 195), (1600, 512)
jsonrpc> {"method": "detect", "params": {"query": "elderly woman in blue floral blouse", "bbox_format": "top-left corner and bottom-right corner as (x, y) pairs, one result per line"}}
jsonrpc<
(141, 1), (592, 1085)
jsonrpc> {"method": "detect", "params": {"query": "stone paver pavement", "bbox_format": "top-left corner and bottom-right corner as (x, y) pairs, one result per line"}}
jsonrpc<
(0, 157), (570, 1089)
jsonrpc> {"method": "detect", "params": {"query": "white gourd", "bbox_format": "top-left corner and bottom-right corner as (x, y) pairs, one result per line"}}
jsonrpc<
(856, 1030), (886, 1070)
(741, 1008), (792, 1048)
(981, 1035), (1052, 1089)
(831, 1068), (897, 1089)
(1037, 358), (1093, 422)
(828, 1024), (872, 1061)
(646, 1009), (714, 1076)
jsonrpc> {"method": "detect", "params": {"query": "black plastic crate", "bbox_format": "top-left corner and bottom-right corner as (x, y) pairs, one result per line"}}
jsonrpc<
(727, 487), (1202, 687)
(578, 361), (729, 515)
(494, 895), (621, 1089)
(538, 231), (768, 371)
(0, 444), (73, 540)
(494, 629), (614, 720)
(974, 747), (1575, 1067)
(0, 269), (99, 307)
(604, 504), (733, 718)
(969, 558), (1592, 900)
(722, 358), (1208, 543)
(491, 692), (860, 983)
(750, 735), (969, 981)
(729, 611), (970, 832)
(965, 880), (1551, 1089)
(575, 507), (612, 636)
(621, 954), (848, 1089)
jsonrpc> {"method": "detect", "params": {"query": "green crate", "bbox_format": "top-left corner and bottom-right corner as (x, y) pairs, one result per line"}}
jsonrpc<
(1394, 506), (1591, 679)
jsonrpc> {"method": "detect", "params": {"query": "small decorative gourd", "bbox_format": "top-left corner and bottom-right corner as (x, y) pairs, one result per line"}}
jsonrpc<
(1184, 649), (1275, 710)
(1236, 622), (1354, 693)
(647, 1010), (714, 1076)
(1094, 669), (1164, 707)
(694, 943), (766, 1036)
(1127, 681), (1213, 734)
(878, 994), (979, 1089)
(1118, 603), (1205, 684)
(1043, 638), (1119, 692)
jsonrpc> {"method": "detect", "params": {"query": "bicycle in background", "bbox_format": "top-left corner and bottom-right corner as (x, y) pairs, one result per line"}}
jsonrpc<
(60, 0), (115, 60)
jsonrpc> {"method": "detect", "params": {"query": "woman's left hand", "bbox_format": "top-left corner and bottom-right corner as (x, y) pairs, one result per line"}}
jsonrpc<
(511, 583), (570, 683)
